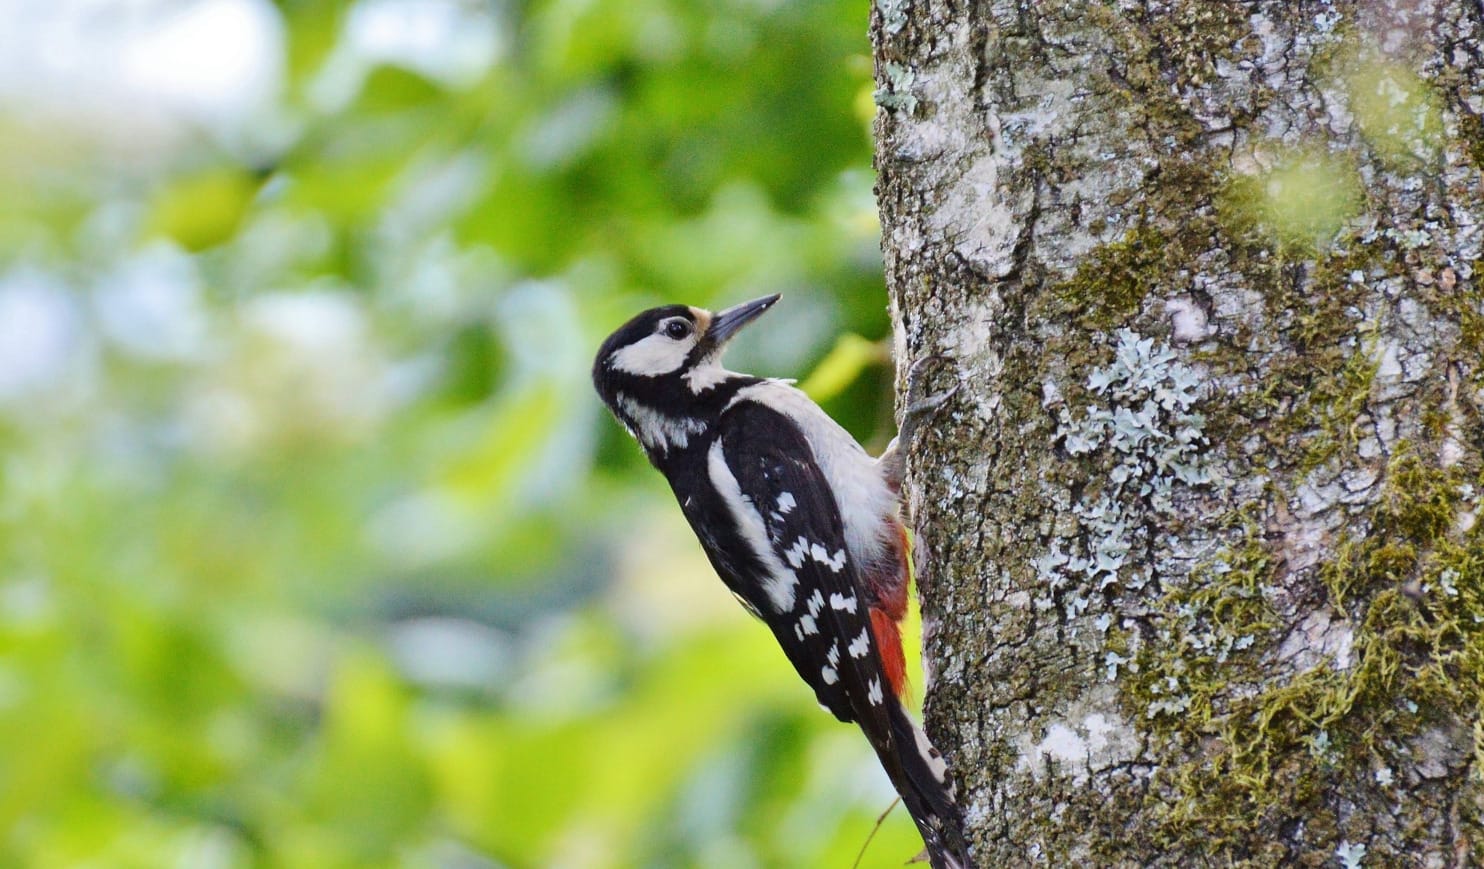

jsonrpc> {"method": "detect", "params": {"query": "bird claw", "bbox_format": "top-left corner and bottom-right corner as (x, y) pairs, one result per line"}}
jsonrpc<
(879, 354), (960, 491)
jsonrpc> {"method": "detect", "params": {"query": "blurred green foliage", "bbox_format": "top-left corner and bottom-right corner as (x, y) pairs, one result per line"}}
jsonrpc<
(1338, 45), (1443, 167)
(0, 0), (916, 866)
(1235, 148), (1363, 251)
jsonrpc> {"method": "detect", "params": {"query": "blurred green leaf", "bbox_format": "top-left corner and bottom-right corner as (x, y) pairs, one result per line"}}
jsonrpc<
(1230, 149), (1362, 250)
(304, 651), (433, 858)
(799, 333), (885, 403)
(440, 381), (563, 502)
(1339, 44), (1443, 165)
(357, 66), (446, 113)
(280, 0), (348, 89)
(147, 169), (260, 252)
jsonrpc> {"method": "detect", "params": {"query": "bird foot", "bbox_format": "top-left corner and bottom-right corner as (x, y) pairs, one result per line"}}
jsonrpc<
(879, 354), (960, 491)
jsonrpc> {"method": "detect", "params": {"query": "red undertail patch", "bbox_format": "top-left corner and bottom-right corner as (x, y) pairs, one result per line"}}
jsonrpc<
(870, 606), (909, 700)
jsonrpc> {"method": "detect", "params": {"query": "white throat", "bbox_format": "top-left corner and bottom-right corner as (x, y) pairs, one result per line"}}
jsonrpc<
(682, 357), (735, 393)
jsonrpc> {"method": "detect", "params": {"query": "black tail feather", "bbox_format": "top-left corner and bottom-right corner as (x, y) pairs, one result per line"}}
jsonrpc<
(866, 700), (971, 869)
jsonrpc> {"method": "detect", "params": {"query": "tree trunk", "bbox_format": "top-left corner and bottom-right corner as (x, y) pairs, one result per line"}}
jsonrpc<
(872, 1), (1484, 864)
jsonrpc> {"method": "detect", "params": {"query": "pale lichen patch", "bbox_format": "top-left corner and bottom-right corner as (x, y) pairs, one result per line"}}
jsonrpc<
(1040, 330), (1217, 613)
(1015, 688), (1141, 785)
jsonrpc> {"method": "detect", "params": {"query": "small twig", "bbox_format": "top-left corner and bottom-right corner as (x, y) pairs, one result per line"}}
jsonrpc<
(852, 797), (902, 869)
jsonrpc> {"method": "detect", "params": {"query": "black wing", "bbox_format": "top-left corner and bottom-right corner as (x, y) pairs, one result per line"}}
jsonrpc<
(713, 400), (970, 869)
(715, 400), (892, 730)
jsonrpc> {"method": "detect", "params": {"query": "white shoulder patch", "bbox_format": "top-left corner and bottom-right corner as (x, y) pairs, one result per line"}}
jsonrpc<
(912, 717), (950, 782)
(727, 381), (898, 569)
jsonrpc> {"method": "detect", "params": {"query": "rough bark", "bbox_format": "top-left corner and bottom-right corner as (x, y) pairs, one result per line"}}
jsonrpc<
(873, 1), (1484, 865)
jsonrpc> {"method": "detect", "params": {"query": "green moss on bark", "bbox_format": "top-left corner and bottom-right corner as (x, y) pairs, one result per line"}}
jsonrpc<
(1194, 212), (1390, 474)
(1124, 446), (1483, 863)
(1046, 226), (1166, 330)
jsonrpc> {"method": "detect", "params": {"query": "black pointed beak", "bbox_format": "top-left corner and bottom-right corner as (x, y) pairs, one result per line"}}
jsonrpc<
(705, 294), (780, 347)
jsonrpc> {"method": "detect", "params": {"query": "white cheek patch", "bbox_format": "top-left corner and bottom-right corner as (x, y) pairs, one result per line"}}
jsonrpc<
(609, 333), (693, 377)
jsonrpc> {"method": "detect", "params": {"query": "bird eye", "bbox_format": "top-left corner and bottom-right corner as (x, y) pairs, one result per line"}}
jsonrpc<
(663, 320), (692, 340)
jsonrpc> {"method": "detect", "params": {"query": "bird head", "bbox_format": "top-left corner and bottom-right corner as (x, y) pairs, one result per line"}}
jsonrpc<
(592, 294), (780, 451)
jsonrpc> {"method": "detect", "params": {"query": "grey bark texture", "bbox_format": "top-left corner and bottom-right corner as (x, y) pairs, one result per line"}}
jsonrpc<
(872, 1), (1484, 865)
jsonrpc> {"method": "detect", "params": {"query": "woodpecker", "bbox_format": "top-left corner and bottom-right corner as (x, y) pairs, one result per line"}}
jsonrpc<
(593, 294), (969, 869)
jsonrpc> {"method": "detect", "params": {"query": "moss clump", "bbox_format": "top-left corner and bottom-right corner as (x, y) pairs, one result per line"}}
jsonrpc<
(1083, 0), (1257, 141)
(1122, 520), (1282, 743)
(1028, 157), (1238, 365)
(1143, 1), (1253, 93)
(1124, 445), (1484, 861)
(1045, 225), (1168, 331)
